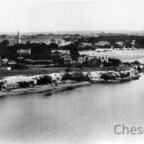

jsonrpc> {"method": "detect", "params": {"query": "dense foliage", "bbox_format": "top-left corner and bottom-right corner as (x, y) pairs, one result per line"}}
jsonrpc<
(1, 34), (144, 61)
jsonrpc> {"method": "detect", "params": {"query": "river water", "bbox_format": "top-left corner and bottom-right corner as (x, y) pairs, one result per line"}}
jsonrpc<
(0, 74), (144, 144)
(109, 53), (144, 64)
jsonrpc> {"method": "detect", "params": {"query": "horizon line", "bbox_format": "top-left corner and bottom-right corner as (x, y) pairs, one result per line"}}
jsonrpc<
(1, 30), (144, 35)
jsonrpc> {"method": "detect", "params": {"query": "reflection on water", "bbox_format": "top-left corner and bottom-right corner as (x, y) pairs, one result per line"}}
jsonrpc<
(0, 74), (144, 144)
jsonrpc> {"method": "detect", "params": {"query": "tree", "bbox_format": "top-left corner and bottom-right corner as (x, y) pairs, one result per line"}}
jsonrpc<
(1, 35), (7, 39)
(87, 37), (96, 44)
(49, 43), (59, 49)
(132, 61), (140, 65)
(125, 40), (132, 48)
(108, 58), (121, 67)
(1, 40), (9, 47)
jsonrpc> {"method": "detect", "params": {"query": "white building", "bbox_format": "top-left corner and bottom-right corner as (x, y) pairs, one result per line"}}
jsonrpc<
(17, 49), (31, 55)
(94, 41), (110, 47)
(51, 50), (70, 55)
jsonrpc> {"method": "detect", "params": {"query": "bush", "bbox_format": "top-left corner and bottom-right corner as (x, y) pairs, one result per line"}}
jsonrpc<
(132, 61), (140, 65)
(108, 58), (121, 67)
(137, 66), (142, 72)
(62, 72), (88, 82)
(18, 81), (31, 88)
(61, 73), (71, 81)
(100, 73), (116, 80)
(120, 73), (125, 78)
(125, 72), (130, 78)
(37, 75), (52, 85)
(65, 68), (71, 72)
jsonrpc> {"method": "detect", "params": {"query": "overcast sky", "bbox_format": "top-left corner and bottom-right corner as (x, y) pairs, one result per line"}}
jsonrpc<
(0, 0), (144, 33)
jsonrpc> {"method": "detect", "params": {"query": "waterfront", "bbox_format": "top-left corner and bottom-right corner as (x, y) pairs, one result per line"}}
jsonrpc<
(79, 50), (144, 64)
(1, 0), (144, 143)
(0, 73), (144, 144)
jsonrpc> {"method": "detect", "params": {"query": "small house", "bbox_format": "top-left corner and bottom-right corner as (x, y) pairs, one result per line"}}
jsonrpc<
(8, 60), (17, 69)
(64, 57), (72, 64)
(60, 55), (72, 65)
(8, 60), (17, 65)
(1, 58), (8, 65)
(51, 50), (70, 55)
(17, 49), (31, 55)
(77, 57), (85, 64)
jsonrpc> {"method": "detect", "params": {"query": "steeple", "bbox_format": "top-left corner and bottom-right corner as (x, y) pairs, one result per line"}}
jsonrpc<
(17, 31), (21, 44)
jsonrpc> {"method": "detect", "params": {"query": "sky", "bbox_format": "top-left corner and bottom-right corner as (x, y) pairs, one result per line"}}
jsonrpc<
(0, 0), (144, 33)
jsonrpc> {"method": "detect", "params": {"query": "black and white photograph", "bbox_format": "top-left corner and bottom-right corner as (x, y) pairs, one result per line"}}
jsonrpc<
(0, 0), (144, 143)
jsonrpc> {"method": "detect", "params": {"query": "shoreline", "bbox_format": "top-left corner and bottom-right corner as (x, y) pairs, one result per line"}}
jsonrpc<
(0, 68), (141, 96)
(0, 81), (91, 97)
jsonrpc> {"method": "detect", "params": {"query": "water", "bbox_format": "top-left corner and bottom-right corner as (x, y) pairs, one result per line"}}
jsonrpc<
(0, 74), (144, 144)
(110, 53), (144, 64)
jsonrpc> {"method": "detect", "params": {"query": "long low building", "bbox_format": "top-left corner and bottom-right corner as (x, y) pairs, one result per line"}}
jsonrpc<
(79, 49), (144, 64)
(79, 49), (144, 56)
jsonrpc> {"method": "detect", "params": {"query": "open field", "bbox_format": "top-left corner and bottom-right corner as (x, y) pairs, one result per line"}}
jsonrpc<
(0, 68), (66, 78)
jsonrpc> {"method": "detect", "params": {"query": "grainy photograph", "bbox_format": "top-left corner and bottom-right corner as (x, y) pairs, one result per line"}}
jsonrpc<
(0, 0), (144, 144)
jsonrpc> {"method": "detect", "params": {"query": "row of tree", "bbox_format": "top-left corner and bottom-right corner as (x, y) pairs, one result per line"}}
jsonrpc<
(65, 35), (144, 48)
(0, 40), (79, 61)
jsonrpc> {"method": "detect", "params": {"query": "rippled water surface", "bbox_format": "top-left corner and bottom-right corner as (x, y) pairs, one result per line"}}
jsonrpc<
(0, 74), (144, 144)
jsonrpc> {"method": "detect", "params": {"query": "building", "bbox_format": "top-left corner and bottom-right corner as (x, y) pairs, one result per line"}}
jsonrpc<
(17, 49), (31, 55)
(1, 58), (8, 65)
(7, 60), (17, 69)
(131, 40), (136, 46)
(79, 50), (109, 63)
(51, 50), (70, 55)
(17, 31), (21, 44)
(8, 60), (17, 65)
(77, 56), (85, 64)
(24, 59), (53, 65)
(64, 57), (72, 64)
(98, 55), (109, 63)
(60, 55), (72, 64)
(94, 41), (110, 47)
(59, 40), (73, 46)
(51, 51), (60, 57)
(116, 42), (124, 47)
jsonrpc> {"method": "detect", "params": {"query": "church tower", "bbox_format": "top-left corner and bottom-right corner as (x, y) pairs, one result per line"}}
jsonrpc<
(17, 31), (21, 44)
